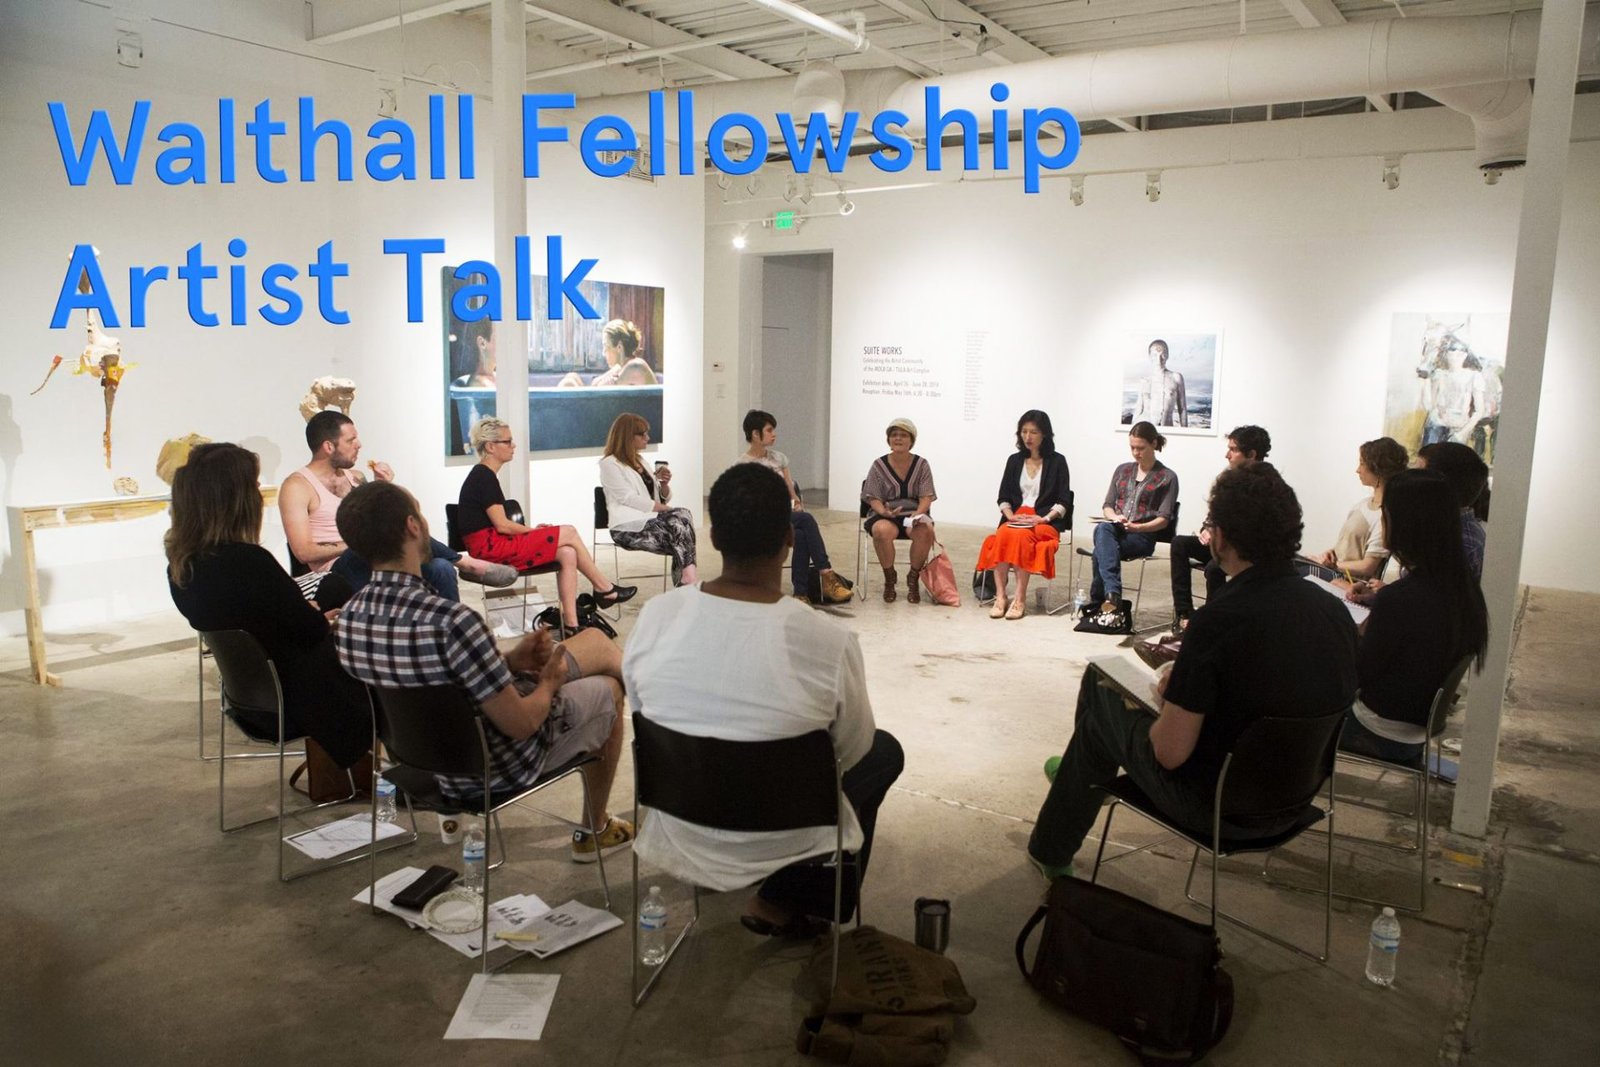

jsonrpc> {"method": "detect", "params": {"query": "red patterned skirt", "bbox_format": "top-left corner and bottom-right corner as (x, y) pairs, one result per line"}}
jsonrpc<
(974, 507), (1060, 579)
(463, 524), (561, 570)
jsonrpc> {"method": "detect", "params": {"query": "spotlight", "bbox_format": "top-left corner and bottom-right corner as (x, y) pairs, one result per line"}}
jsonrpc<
(746, 173), (763, 196)
(1069, 175), (1085, 207)
(783, 175), (797, 202)
(1482, 168), (1502, 186)
(973, 26), (1000, 56)
(1145, 171), (1162, 203)
(1382, 156), (1401, 191)
(838, 196), (855, 216)
(798, 177), (813, 204)
(732, 226), (748, 250)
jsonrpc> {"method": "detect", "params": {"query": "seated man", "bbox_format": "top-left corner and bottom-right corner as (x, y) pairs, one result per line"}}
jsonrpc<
(281, 410), (514, 601)
(625, 463), (904, 937)
(334, 480), (633, 862)
(1169, 424), (1270, 630)
(1029, 463), (1357, 879)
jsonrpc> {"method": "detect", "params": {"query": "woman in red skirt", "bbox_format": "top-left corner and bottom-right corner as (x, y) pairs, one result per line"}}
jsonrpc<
(460, 416), (635, 630)
(975, 410), (1071, 619)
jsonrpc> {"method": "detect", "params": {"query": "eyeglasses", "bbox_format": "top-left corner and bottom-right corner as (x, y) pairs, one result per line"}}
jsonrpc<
(1200, 518), (1215, 533)
(633, 430), (649, 438)
(490, 438), (515, 447)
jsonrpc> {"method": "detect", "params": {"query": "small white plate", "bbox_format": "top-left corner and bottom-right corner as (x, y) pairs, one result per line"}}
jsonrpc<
(423, 888), (485, 933)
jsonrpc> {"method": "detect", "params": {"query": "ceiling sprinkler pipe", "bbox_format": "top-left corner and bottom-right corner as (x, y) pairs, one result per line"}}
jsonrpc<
(743, 1), (870, 54)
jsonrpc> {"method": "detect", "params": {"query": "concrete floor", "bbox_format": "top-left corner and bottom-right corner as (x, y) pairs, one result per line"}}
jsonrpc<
(1, 506), (1594, 1065)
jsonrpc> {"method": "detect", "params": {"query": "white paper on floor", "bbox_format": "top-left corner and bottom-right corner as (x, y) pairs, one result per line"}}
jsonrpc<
(513, 900), (623, 959)
(353, 872), (554, 957)
(285, 813), (407, 859)
(444, 973), (559, 1041)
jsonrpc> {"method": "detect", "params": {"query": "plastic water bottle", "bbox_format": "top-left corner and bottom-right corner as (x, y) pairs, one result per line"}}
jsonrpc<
(462, 825), (487, 896)
(1072, 584), (1091, 616)
(374, 776), (397, 824)
(1366, 907), (1401, 986)
(639, 886), (668, 966)
(1034, 587), (1047, 610)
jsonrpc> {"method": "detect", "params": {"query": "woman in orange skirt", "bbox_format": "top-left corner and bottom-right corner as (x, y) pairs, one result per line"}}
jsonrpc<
(976, 410), (1071, 619)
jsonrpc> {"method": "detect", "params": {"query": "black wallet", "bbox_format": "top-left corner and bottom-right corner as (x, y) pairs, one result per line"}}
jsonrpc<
(392, 865), (459, 910)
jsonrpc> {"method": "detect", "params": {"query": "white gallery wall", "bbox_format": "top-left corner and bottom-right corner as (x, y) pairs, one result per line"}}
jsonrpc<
(0, 1), (703, 634)
(704, 101), (1600, 594)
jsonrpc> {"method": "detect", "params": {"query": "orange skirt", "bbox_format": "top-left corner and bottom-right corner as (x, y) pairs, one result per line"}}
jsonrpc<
(975, 507), (1060, 579)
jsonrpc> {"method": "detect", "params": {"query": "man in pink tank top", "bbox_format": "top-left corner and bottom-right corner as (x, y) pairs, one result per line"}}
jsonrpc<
(280, 411), (514, 599)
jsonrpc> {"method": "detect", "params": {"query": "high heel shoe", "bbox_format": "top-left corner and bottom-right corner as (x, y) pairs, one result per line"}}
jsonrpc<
(593, 584), (637, 607)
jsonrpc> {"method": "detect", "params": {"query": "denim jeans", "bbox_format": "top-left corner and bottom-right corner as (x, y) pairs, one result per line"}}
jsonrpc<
(758, 729), (905, 921)
(790, 511), (833, 594)
(332, 537), (462, 602)
(1090, 523), (1157, 603)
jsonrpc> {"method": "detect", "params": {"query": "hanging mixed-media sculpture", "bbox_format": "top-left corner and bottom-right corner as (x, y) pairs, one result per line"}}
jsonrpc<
(33, 266), (139, 469)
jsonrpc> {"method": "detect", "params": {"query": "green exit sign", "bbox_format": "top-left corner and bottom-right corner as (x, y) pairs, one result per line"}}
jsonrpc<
(773, 209), (796, 230)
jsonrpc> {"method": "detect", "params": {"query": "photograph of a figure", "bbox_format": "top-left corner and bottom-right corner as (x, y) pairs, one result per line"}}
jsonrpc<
(443, 269), (666, 455)
(1118, 332), (1218, 435)
(1383, 313), (1508, 467)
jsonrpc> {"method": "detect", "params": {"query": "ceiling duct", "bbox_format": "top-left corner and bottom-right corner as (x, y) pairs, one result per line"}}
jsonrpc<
(1425, 81), (1535, 172)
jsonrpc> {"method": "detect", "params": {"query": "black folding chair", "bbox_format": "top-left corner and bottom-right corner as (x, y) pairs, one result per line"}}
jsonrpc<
(367, 682), (612, 973)
(1091, 708), (1347, 962)
(202, 628), (414, 882)
(445, 499), (562, 633)
(591, 486), (671, 613)
(631, 712), (859, 1006)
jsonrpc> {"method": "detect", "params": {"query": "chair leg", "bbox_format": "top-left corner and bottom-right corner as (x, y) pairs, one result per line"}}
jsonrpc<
(488, 810), (508, 871)
(1090, 800), (1120, 883)
(579, 772), (611, 910)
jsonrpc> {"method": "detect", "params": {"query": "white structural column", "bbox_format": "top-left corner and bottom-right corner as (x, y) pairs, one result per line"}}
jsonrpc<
(1451, 0), (1588, 838)
(492, 0), (530, 509)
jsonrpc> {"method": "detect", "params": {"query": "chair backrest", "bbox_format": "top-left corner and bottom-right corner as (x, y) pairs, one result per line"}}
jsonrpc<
(1054, 488), (1075, 534)
(504, 498), (527, 525)
(443, 503), (466, 553)
(370, 683), (487, 776)
(1427, 654), (1476, 737)
(201, 629), (281, 718)
(1216, 709), (1347, 820)
(1156, 500), (1180, 545)
(633, 713), (839, 832)
(593, 486), (610, 530)
(858, 480), (871, 520)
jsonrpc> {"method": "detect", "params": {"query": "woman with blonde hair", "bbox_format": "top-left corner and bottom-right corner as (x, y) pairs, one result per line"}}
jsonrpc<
(461, 416), (635, 630)
(599, 413), (698, 585)
(166, 442), (368, 768)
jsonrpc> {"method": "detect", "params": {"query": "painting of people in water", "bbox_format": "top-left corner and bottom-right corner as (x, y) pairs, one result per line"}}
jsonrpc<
(1119, 332), (1219, 435)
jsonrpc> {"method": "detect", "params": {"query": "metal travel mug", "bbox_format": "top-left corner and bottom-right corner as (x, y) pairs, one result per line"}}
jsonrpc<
(914, 898), (950, 954)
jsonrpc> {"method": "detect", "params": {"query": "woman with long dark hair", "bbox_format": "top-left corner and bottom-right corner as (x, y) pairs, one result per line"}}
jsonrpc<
(1342, 468), (1488, 761)
(166, 443), (369, 767)
(975, 410), (1071, 619)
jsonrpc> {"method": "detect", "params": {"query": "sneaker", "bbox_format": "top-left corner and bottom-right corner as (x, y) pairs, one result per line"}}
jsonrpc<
(571, 816), (634, 863)
(1028, 852), (1074, 883)
(463, 562), (519, 587)
(819, 570), (854, 604)
(793, 592), (815, 605)
(1043, 755), (1061, 783)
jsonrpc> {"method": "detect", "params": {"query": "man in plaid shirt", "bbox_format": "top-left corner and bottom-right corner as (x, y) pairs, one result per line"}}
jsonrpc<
(334, 480), (633, 863)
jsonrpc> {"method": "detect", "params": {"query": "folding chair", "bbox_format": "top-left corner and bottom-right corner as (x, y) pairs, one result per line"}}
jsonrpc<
(592, 487), (670, 617)
(631, 712), (859, 1007)
(367, 682), (613, 973)
(1271, 655), (1474, 913)
(445, 499), (562, 633)
(202, 628), (415, 882)
(1091, 707), (1346, 962)
(853, 486), (913, 602)
(973, 490), (1077, 614)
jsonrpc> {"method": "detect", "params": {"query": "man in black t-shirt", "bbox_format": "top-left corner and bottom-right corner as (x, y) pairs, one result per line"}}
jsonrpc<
(1028, 463), (1357, 879)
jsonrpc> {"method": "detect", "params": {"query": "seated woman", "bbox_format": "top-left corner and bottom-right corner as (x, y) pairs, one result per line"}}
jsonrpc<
(1341, 468), (1488, 762)
(460, 417), (635, 630)
(861, 418), (937, 604)
(737, 408), (852, 605)
(599, 412), (699, 586)
(559, 319), (658, 388)
(166, 442), (368, 769)
(976, 409), (1071, 620)
(1086, 421), (1178, 630)
(1310, 436), (1409, 582)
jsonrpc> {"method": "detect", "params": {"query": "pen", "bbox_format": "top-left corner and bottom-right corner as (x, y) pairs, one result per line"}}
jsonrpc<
(496, 930), (541, 943)
(1342, 568), (1353, 584)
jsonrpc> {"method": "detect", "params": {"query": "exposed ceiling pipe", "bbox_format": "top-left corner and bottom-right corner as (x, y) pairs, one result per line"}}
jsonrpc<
(742, 1), (870, 55)
(571, 7), (1600, 169)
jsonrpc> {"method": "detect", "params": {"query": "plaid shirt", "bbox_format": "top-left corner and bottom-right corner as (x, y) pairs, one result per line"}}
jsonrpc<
(336, 570), (545, 802)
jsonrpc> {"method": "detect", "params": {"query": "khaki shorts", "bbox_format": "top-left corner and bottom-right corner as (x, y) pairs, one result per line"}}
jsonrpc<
(540, 652), (619, 771)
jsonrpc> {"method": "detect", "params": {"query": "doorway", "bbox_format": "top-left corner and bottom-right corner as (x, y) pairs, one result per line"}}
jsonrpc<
(755, 252), (834, 502)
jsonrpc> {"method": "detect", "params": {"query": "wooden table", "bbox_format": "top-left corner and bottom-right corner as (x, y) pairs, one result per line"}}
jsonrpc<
(12, 487), (277, 686)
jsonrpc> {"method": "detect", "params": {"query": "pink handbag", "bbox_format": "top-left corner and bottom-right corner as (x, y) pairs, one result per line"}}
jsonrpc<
(920, 546), (962, 607)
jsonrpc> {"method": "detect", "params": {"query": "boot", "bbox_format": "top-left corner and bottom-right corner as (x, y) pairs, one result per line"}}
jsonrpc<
(882, 568), (898, 603)
(819, 570), (854, 604)
(905, 565), (923, 604)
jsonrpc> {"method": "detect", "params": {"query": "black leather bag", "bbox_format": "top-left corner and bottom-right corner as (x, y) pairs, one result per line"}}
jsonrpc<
(1016, 877), (1233, 1065)
(972, 568), (995, 602)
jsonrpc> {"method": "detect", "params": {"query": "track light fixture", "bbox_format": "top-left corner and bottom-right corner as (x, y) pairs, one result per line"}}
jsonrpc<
(1382, 155), (1401, 191)
(783, 175), (797, 202)
(838, 195), (855, 216)
(732, 225), (748, 250)
(798, 177), (813, 204)
(1069, 175), (1085, 207)
(1145, 171), (1162, 203)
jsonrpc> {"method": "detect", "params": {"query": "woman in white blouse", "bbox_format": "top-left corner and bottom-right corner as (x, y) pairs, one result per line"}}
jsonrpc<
(975, 410), (1071, 619)
(598, 412), (698, 586)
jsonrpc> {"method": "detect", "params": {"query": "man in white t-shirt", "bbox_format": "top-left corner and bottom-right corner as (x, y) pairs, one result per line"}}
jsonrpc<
(624, 463), (904, 939)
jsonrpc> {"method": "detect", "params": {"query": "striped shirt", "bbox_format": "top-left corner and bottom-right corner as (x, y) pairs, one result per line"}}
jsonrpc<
(335, 570), (543, 802)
